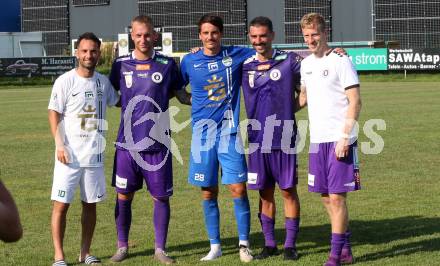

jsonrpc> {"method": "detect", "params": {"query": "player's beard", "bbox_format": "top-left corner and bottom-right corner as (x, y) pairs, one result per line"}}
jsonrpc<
(79, 60), (97, 71)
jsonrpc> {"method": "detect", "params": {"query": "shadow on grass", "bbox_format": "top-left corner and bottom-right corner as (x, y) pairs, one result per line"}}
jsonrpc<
(99, 215), (440, 263)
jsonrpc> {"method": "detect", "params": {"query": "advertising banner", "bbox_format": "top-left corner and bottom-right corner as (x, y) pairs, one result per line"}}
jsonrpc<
(388, 48), (440, 70)
(0, 57), (75, 77)
(346, 48), (388, 71)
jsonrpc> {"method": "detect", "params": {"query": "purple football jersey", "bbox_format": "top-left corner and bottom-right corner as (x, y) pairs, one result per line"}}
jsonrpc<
(110, 51), (182, 151)
(242, 50), (302, 150)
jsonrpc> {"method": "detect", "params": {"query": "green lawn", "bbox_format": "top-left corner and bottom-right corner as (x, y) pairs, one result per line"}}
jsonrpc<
(0, 82), (439, 265)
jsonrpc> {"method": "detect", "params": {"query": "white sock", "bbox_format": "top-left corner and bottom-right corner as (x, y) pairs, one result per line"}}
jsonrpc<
(239, 240), (249, 248)
(155, 248), (165, 254)
(200, 243), (222, 261)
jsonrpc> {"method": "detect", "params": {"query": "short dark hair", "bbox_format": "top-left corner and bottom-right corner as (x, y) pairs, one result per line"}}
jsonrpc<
(198, 14), (223, 33)
(131, 15), (154, 28)
(76, 32), (101, 49)
(249, 16), (273, 32)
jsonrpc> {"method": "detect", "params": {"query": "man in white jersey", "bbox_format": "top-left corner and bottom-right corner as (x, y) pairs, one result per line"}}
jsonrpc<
(48, 32), (119, 266)
(298, 13), (362, 266)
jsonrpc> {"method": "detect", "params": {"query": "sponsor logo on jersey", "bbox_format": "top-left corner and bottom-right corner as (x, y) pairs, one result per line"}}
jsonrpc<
(274, 54), (287, 61)
(269, 69), (281, 81)
(97, 194), (104, 199)
(248, 71), (255, 88)
(124, 71), (133, 88)
(151, 72), (163, 83)
(208, 62), (218, 72)
(137, 73), (148, 78)
(78, 105), (98, 132)
(305, 71), (312, 75)
(205, 75), (226, 101)
(136, 64), (151, 70)
(257, 64), (271, 71)
(72, 92), (80, 97)
(222, 56), (233, 67)
(85, 91), (94, 98)
(155, 57), (168, 65)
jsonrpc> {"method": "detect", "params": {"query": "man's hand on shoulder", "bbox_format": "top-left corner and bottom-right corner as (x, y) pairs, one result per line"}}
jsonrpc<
(333, 48), (347, 56)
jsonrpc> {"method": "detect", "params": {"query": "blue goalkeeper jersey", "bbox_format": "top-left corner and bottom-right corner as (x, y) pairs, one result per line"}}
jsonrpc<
(180, 46), (253, 139)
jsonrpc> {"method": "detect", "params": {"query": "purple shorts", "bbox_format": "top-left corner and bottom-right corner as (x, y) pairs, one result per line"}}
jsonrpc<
(247, 149), (298, 190)
(308, 142), (361, 194)
(112, 149), (173, 198)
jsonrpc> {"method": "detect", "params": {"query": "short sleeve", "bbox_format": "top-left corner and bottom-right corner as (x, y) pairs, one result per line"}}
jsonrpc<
(179, 55), (190, 89)
(170, 58), (184, 91)
(48, 77), (66, 114)
(236, 46), (254, 62)
(336, 55), (359, 89)
(109, 59), (121, 91)
(290, 52), (302, 86)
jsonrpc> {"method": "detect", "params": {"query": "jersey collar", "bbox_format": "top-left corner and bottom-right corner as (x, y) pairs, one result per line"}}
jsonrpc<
(254, 49), (277, 62)
(131, 50), (156, 61)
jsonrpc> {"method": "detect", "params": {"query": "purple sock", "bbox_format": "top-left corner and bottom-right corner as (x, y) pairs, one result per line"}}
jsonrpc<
(343, 230), (351, 250)
(259, 213), (276, 248)
(330, 233), (345, 259)
(153, 198), (170, 250)
(284, 217), (299, 249)
(115, 198), (132, 248)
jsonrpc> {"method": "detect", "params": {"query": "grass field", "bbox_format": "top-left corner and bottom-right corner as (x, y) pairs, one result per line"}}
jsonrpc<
(0, 82), (439, 265)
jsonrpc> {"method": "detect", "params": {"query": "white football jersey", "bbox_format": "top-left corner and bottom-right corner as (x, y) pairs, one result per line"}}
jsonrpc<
(301, 51), (359, 143)
(48, 69), (119, 167)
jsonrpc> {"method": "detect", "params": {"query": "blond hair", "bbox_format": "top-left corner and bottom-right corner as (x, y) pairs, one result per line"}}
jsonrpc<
(300, 13), (326, 32)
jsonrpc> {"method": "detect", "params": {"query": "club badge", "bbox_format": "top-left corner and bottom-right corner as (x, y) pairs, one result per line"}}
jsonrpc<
(269, 69), (281, 81)
(152, 72), (163, 83)
(222, 56), (233, 67)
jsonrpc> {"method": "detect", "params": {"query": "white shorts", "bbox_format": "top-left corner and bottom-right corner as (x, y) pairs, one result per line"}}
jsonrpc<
(51, 160), (106, 204)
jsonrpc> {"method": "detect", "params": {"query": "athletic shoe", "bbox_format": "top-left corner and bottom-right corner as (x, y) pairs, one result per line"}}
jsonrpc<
(255, 246), (278, 260)
(200, 247), (222, 261)
(239, 245), (253, 263)
(82, 255), (101, 265)
(340, 248), (354, 264)
(283, 247), (299, 260)
(154, 249), (175, 265)
(110, 247), (128, 262)
(324, 256), (341, 266)
(52, 260), (67, 266)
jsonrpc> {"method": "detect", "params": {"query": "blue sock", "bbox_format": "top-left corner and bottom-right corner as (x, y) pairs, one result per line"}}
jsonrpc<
(233, 197), (251, 242)
(202, 199), (220, 244)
